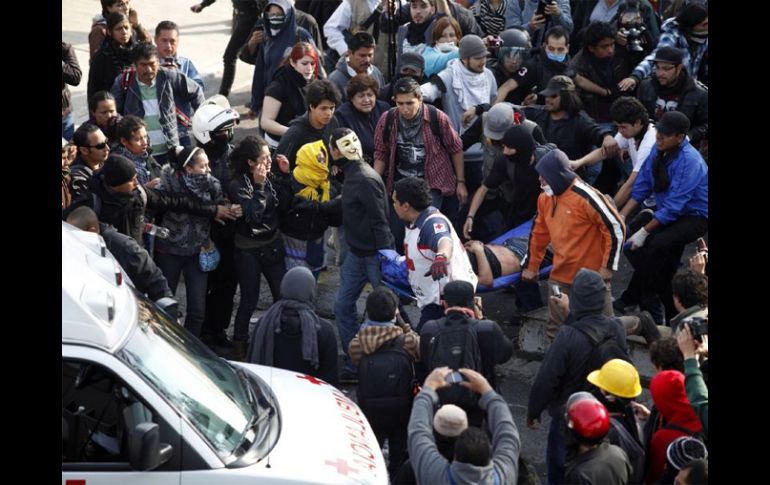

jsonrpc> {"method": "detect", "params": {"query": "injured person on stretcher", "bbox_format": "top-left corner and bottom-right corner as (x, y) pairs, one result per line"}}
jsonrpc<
(464, 236), (554, 287)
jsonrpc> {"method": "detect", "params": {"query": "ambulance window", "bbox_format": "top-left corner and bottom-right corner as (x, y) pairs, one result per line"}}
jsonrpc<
(61, 359), (174, 470)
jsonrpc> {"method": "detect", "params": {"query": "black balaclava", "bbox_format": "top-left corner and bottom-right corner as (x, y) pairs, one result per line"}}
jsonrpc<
(501, 125), (536, 165)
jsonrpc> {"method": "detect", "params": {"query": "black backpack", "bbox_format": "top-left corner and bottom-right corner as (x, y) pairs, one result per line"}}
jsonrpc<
(382, 104), (442, 142)
(611, 419), (646, 485)
(428, 318), (483, 409)
(572, 320), (631, 375)
(357, 335), (415, 423)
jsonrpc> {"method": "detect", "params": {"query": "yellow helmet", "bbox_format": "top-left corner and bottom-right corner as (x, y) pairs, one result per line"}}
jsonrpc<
(587, 359), (642, 398)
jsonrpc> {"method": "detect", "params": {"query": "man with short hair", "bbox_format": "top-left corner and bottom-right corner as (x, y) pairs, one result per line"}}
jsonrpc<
(635, 46), (708, 147)
(391, 177), (477, 329)
(521, 149), (625, 338)
(669, 269), (708, 333)
(409, 366), (520, 485)
(617, 111), (708, 325)
(112, 42), (205, 164)
(70, 123), (111, 199)
(328, 31), (386, 102)
(374, 77), (465, 248)
(154, 20), (205, 147)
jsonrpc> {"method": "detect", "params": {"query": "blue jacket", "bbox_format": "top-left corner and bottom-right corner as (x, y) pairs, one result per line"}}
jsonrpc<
(112, 67), (204, 150)
(174, 55), (205, 143)
(632, 138), (708, 225)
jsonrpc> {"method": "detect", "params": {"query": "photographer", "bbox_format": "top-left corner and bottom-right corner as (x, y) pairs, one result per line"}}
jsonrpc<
(408, 366), (520, 485)
(676, 323), (708, 437)
(669, 269), (708, 334)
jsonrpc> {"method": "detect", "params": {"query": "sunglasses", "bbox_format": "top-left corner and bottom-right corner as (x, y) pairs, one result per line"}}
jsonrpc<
(88, 142), (109, 150)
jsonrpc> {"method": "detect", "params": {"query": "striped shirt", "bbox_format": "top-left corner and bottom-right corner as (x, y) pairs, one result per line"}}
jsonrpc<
(476, 0), (508, 37)
(139, 82), (167, 156)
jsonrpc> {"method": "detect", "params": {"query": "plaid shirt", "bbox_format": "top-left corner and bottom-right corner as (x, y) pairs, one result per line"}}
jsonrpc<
(349, 324), (420, 365)
(632, 17), (708, 83)
(373, 105), (463, 196)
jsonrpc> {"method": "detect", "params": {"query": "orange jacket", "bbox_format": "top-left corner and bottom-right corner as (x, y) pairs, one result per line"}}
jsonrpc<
(523, 179), (625, 285)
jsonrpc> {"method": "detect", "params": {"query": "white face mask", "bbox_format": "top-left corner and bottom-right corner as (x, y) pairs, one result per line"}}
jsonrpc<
(436, 42), (458, 53)
(542, 184), (554, 196)
(335, 132), (363, 160)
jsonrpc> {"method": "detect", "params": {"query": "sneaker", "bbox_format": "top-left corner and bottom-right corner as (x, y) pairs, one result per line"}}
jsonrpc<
(637, 310), (661, 345)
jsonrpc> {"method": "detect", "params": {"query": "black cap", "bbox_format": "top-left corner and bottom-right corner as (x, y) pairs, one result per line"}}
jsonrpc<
(652, 46), (684, 65)
(399, 52), (425, 74)
(443, 280), (475, 309)
(539, 75), (575, 97)
(102, 154), (137, 186)
(656, 111), (690, 136)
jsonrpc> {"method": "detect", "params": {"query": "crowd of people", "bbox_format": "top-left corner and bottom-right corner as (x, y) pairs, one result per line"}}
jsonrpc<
(62, 0), (709, 483)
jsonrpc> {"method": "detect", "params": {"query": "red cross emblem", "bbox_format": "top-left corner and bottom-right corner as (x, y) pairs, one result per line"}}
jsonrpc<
(325, 458), (359, 476)
(296, 374), (327, 385)
(433, 222), (444, 232)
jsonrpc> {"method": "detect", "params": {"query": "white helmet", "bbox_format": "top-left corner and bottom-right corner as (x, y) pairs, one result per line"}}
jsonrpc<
(192, 104), (240, 145)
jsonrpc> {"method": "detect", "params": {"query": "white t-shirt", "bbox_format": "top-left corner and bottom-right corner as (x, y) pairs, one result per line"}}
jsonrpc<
(614, 123), (657, 173)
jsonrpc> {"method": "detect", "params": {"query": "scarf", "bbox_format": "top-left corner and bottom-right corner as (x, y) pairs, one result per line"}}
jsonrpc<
(99, 36), (135, 73)
(445, 307), (477, 319)
(249, 299), (321, 369)
(652, 146), (679, 193)
(293, 139), (330, 201)
(113, 145), (151, 186)
(406, 16), (435, 46)
(182, 173), (216, 202)
(448, 59), (490, 111)
(398, 103), (425, 140)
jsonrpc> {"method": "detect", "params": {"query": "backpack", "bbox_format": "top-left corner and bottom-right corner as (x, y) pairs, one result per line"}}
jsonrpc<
(428, 317), (483, 409)
(572, 320), (631, 375)
(357, 334), (415, 424)
(383, 104), (442, 143)
(611, 419), (646, 485)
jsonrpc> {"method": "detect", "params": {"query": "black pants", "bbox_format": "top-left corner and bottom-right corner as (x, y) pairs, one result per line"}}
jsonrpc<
(220, 4), (260, 97)
(368, 414), (409, 478)
(622, 210), (708, 324)
(202, 230), (238, 338)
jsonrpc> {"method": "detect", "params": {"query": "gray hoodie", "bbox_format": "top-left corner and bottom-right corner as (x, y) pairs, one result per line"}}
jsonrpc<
(408, 387), (520, 484)
(569, 268), (608, 319)
(534, 148), (576, 196)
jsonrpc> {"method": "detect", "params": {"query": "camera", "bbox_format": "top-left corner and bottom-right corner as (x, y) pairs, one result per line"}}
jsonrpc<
(622, 26), (646, 52)
(535, 0), (553, 18)
(446, 371), (466, 385)
(686, 316), (708, 343)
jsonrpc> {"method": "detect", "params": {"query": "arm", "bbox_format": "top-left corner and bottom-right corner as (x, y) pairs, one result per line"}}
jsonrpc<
(145, 186), (218, 219)
(613, 172), (639, 208)
(408, 369), (452, 485)
(373, 111), (390, 176)
(570, 147), (604, 170)
(678, 326), (708, 436)
(652, 152), (703, 225)
(62, 43), (82, 86)
(479, 389), (520, 483)
(360, 179), (395, 249)
(520, 196), (551, 275)
(128, 8), (151, 44)
(436, 0), (453, 18)
(420, 81), (442, 103)
(574, 73), (612, 97)
(527, 332), (572, 424)
(260, 96), (289, 137)
(182, 59), (205, 90)
(451, 149), (468, 204)
(687, 91), (709, 145)
(496, 78), (520, 105)
(465, 241), (493, 286)
(503, 0), (525, 29)
(323, 0), (353, 56)
(548, 0), (574, 33)
(584, 191), (626, 272)
(86, 52), (107, 101)
(463, 184), (489, 238)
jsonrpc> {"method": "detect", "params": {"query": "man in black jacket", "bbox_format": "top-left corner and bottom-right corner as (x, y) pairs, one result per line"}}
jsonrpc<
(330, 128), (395, 378)
(636, 46), (708, 148)
(66, 206), (173, 303)
(527, 268), (628, 484)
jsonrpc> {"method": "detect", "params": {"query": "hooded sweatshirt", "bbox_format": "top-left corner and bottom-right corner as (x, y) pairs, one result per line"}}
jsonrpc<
(522, 149), (625, 284)
(646, 370), (703, 483)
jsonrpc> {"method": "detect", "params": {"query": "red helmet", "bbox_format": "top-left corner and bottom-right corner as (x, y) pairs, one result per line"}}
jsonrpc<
(567, 399), (610, 440)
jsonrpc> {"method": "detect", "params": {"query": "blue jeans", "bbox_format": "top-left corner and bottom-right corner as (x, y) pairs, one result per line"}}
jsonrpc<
(546, 412), (567, 485)
(62, 111), (74, 141)
(156, 252), (208, 337)
(233, 245), (286, 341)
(334, 252), (383, 369)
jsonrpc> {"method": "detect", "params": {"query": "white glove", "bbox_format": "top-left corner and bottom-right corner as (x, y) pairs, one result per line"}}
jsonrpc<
(628, 227), (649, 250)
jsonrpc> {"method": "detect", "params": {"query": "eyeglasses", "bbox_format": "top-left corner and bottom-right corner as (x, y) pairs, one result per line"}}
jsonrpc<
(88, 142), (109, 150)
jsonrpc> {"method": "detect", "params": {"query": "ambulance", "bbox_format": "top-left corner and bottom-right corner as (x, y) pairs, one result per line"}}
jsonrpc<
(61, 222), (387, 484)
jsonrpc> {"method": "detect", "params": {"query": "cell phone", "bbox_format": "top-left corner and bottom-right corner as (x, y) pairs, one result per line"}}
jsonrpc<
(552, 285), (561, 298)
(254, 19), (264, 32)
(696, 237), (707, 252)
(535, 0), (552, 17)
(446, 371), (466, 385)
(531, 85), (539, 94)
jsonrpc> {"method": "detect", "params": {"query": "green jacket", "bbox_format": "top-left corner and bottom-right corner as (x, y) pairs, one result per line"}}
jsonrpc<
(683, 358), (708, 437)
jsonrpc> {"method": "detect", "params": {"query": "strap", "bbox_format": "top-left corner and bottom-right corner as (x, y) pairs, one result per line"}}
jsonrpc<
(383, 107), (397, 142)
(663, 422), (697, 436)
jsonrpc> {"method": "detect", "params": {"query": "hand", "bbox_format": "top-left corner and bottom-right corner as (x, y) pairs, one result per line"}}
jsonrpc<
(615, 29), (628, 47)
(697, 334), (708, 358)
(424, 366), (452, 391)
(330, 165), (341, 176)
(462, 218), (474, 240)
(618, 77), (638, 92)
(529, 14), (547, 32)
(550, 290), (570, 321)
(599, 267), (612, 282)
(251, 161), (268, 184)
(247, 109), (258, 121)
(275, 154), (290, 173)
(522, 92), (538, 106)
(229, 203), (243, 218)
(146, 177), (161, 189)
(128, 8), (140, 28)
(249, 29), (264, 46)
(630, 401), (650, 420)
(544, 1), (561, 17)
(456, 182), (468, 205)
(676, 323), (699, 360)
(628, 227), (649, 250)
(190, 3), (203, 13)
(462, 107), (476, 128)
(424, 254), (449, 280)
(689, 251), (707, 274)
(522, 268), (538, 282)
(527, 418), (540, 430)
(214, 204), (238, 224)
(464, 239), (483, 252)
(601, 136), (619, 158)
(458, 368), (493, 395)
